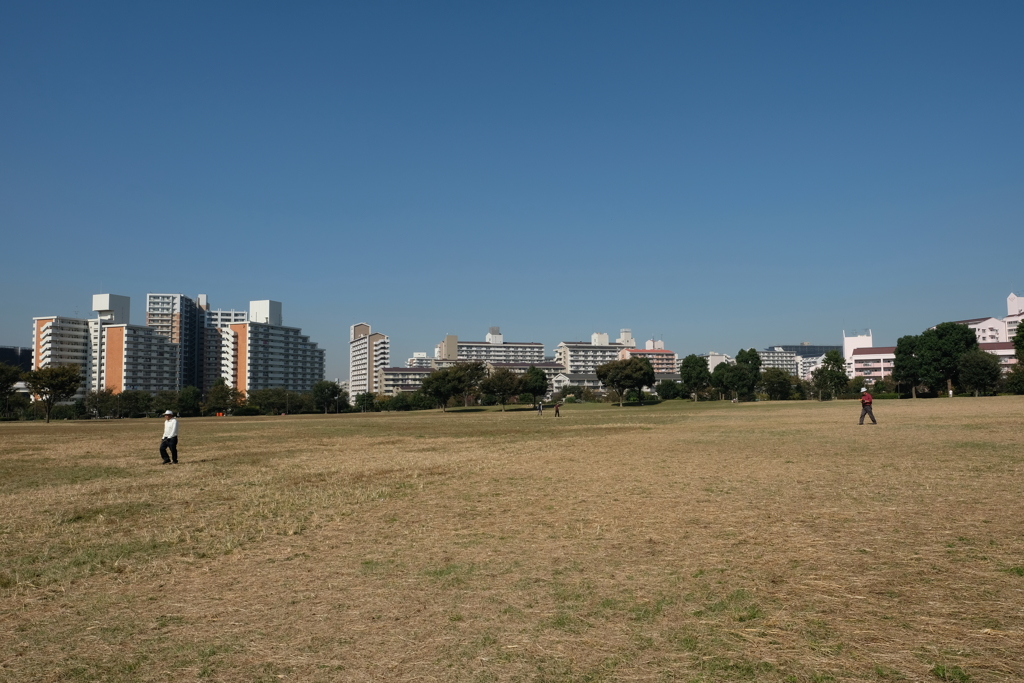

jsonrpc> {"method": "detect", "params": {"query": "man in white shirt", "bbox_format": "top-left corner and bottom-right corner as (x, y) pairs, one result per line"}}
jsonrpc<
(160, 410), (179, 464)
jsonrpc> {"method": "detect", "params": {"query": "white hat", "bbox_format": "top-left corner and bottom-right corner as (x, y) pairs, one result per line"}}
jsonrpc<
(860, 388), (867, 392)
(164, 410), (174, 415)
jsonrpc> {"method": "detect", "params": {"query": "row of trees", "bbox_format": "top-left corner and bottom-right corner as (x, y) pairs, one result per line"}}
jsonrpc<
(893, 322), (1023, 397)
(416, 362), (550, 411)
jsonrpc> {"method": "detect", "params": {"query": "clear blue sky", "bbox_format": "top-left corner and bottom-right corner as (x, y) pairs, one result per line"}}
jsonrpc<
(2, 1), (1022, 380)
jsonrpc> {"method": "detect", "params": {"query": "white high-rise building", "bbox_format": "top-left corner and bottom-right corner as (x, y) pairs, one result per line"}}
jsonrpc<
(350, 323), (390, 396)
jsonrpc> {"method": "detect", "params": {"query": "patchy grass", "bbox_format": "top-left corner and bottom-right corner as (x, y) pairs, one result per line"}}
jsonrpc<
(1, 397), (1024, 681)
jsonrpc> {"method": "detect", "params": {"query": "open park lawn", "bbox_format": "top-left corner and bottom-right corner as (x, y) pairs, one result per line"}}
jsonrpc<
(2, 397), (1023, 682)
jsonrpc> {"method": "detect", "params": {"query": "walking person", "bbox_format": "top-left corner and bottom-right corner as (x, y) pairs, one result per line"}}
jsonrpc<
(160, 410), (179, 463)
(537, 402), (543, 416)
(554, 402), (560, 417)
(858, 388), (877, 425)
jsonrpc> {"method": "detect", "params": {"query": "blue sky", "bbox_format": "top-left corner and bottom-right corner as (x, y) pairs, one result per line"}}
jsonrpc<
(2, 1), (1022, 380)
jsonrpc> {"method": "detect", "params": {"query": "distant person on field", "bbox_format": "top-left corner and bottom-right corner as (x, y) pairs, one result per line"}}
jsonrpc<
(160, 410), (179, 464)
(859, 388), (876, 425)
(554, 402), (560, 417)
(537, 402), (543, 416)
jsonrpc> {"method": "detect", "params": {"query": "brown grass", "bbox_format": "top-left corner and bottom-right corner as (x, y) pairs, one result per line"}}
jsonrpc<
(1, 397), (1023, 682)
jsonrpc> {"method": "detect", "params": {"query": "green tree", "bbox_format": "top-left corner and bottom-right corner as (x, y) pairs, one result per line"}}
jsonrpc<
(86, 388), (117, 417)
(420, 367), (461, 411)
(1014, 328), (1024, 363)
(480, 368), (520, 411)
(154, 390), (179, 414)
(732, 349), (762, 401)
(389, 392), (411, 411)
(678, 355), (711, 401)
(958, 349), (1002, 397)
(655, 379), (680, 399)
(0, 362), (22, 418)
(1004, 364), (1024, 395)
(353, 392), (377, 412)
(178, 385), (202, 416)
(451, 361), (488, 407)
(204, 378), (241, 414)
(918, 322), (978, 395)
(23, 364), (82, 423)
(811, 350), (848, 401)
(596, 359), (628, 406)
(892, 334), (924, 398)
(312, 380), (342, 413)
(710, 362), (732, 400)
(623, 357), (656, 404)
(760, 367), (794, 400)
(519, 366), (550, 406)
(119, 390), (153, 417)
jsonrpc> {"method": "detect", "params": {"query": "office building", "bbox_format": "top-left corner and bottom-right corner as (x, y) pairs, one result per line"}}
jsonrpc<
(0, 346), (32, 372)
(350, 323), (390, 395)
(435, 327), (544, 364)
(843, 330), (873, 377)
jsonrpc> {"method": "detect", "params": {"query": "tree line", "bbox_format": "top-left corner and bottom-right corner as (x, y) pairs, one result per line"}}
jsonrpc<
(892, 322), (1024, 397)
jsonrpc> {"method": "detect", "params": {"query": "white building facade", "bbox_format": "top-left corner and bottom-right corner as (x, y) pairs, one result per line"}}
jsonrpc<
(350, 323), (390, 396)
(435, 328), (544, 364)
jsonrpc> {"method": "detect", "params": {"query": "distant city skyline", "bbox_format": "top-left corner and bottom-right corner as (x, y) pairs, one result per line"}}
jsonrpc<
(2, 3), (1022, 381)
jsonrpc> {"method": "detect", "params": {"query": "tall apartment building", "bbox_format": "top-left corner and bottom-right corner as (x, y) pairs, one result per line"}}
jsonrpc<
(554, 331), (633, 375)
(97, 324), (179, 393)
(206, 301), (326, 394)
(618, 340), (678, 374)
(31, 315), (92, 399)
(434, 327), (544, 364)
(146, 293), (201, 388)
(350, 323), (390, 396)
(32, 294), (179, 398)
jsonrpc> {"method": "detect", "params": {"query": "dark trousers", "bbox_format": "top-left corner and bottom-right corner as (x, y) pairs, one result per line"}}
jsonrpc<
(859, 405), (876, 424)
(160, 437), (178, 463)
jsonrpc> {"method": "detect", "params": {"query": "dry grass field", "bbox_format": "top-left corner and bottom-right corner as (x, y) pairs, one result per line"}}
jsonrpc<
(1, 397), (1023, 682)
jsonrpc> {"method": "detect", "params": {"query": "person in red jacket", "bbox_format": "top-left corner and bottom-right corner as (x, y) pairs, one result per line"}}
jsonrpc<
(859, 388), (877, 425)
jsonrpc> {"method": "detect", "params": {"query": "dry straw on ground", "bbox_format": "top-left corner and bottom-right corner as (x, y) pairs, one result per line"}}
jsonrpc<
(1, 397), (1023, 682)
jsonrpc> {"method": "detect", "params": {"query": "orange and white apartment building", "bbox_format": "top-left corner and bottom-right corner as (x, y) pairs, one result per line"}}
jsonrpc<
(33, 294), (325, 399)
(33, 294), (179, 397)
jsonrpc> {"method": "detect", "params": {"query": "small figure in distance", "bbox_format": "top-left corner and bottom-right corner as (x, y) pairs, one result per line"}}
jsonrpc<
(859, 388), (877, 425)
(537, 401), (543, 417)
(160, 410), (179, 464)
(554, 402), (561, 417)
